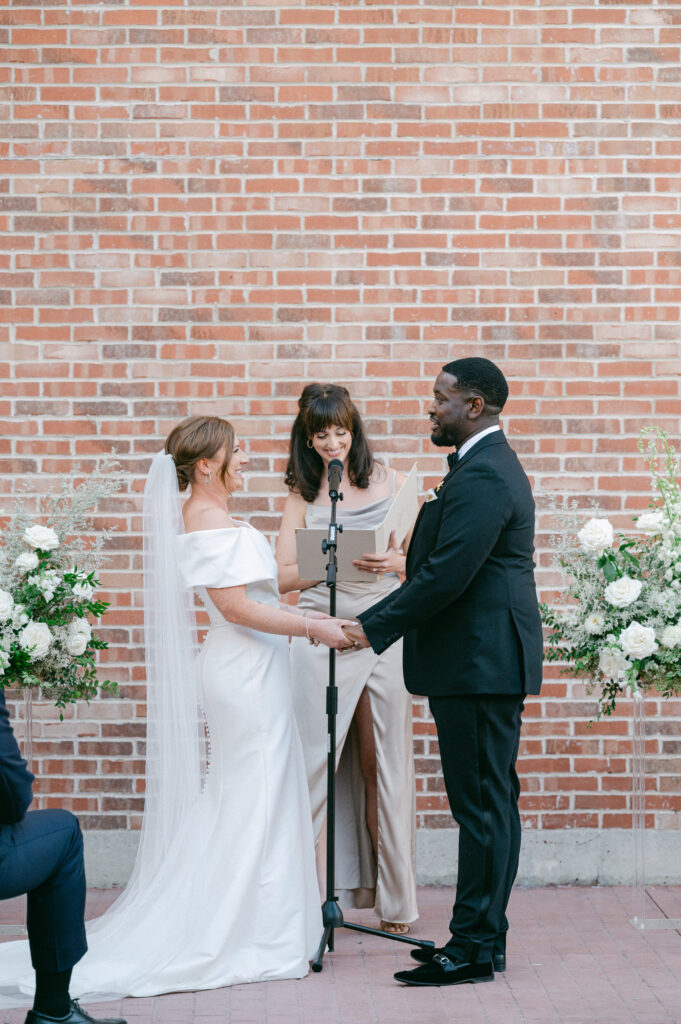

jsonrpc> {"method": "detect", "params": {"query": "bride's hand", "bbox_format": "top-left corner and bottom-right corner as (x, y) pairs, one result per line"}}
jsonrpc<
(304, 609), (332, 620)
(308, 617), (356, 650)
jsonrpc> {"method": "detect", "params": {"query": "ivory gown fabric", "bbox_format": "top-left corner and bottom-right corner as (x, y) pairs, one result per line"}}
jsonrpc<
(292, 495), (418, 925)
(0, 523), (321, 1004)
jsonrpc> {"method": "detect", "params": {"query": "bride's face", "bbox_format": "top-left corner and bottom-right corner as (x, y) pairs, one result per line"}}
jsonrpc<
(201, 439), (248, 495)
(309, 423), (353, 468)
(224, 438), (248, 494)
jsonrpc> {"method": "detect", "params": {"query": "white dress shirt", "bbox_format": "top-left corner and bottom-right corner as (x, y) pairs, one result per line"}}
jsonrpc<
(455, 424), (501, 461)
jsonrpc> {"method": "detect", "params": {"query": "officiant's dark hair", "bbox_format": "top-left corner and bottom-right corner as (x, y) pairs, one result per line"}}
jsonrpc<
(442, 357), (509, 413)
(166, 415), (235, 492)
(285, 383), (375, 502)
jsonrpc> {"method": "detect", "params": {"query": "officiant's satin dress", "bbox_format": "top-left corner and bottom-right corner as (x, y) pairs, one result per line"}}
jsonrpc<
(0, 523), (321, 1004)
(292, 496), (418, 925)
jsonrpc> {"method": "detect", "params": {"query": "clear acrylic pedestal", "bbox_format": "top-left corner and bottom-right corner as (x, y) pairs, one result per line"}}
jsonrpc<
(630, 690), (681, 930)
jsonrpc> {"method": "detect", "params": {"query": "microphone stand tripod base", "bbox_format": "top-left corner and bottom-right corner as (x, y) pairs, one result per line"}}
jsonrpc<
(312, 899), (434, 972)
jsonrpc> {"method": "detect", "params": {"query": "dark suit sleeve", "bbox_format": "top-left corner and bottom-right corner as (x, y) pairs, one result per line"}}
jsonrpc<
(359, 462), (512, 654)
(0, 689), (34, 825)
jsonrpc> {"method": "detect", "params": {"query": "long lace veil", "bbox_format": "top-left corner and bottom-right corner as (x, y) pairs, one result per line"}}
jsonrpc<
(88, 450), (207, 927)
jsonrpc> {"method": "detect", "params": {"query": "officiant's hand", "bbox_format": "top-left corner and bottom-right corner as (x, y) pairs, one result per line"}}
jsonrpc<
(352, 530), (405, 577)
(340, 622), (371, 652)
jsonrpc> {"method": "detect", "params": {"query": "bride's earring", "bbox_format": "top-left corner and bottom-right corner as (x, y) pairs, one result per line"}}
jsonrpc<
(204, 470), (212, 482)
(306, 438), (314, 449)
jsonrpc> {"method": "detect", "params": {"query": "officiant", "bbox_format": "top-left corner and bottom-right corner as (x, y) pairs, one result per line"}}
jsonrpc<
(276, 383), (418, 935)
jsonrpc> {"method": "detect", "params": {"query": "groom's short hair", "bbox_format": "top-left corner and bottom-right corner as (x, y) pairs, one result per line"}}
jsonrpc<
(442, 357), (509, 413)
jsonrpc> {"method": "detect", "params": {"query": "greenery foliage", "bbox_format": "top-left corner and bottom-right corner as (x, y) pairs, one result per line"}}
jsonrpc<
(540, 429), (681, 717)
(0, 463), (124, 716)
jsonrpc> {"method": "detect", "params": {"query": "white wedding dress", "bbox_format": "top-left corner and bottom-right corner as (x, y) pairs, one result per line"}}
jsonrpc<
(0, 521), (321, 1003)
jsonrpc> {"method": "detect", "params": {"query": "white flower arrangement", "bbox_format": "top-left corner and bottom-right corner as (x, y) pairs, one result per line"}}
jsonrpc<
(0, 462), (123, 715)
(541, 428), (681, 717)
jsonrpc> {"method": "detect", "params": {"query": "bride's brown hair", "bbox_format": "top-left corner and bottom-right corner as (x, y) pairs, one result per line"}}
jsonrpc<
(284, 384), (374, 503)
(165, 415), (235, 492)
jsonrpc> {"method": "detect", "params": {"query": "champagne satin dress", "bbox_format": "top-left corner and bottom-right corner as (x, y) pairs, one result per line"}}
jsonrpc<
(291, 495), (418, 925)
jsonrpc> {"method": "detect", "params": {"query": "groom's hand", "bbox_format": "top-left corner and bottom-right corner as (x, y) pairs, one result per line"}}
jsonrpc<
(341, 622), (371, 650)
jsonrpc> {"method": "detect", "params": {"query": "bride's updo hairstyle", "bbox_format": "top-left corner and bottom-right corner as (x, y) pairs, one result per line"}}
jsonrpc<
(165, 415), (235, 492)
(284, 383), (374, 503)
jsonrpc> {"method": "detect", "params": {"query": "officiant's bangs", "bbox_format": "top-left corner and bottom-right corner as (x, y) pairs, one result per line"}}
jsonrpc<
(303, 386), (355, 437)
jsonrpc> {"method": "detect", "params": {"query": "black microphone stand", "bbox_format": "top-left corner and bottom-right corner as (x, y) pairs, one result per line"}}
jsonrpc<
(311, 462), (433, 971)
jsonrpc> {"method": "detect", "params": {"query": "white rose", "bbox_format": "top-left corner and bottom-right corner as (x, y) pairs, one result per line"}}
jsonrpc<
(23, 525), (59, 551)
(619, 621), (658, 660)
(64, 631), (88, 656)
(72, 581), (95, 601)
(12, 602), (29, 628)
(15, 551), (39, 572)
(660, 623), (681, 648)
(584, 611), (606, 635)
(19, 621), (53, 661)
(0, 589), (14, 622)
(0, 649), (8, 675)
(69, 616), (91, 637)
(598, 647), (630, 680)
(64, 617), (91, 657)
(637, 510), (665, 535)
(578, 518), (614, 555)
(604, 575), (642, 608)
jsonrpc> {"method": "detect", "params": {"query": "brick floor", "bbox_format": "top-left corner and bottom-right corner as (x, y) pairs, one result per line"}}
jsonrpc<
(2, 886), (681, 1024)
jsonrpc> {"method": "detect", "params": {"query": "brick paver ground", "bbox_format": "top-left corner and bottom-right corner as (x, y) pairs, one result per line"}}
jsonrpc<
(2, 885), (680, 1024)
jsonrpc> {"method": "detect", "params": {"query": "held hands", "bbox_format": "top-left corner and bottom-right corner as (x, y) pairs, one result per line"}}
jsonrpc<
(307, 616), (359, 650)
(352, 530), (406, 578)
(340, 621), (371, 653)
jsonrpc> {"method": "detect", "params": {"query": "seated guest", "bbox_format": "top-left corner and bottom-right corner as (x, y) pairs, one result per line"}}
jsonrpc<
(0, 689), (126, 1024)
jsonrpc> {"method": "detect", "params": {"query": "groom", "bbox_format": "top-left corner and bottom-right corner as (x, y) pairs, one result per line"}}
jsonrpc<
(343, 357), (543, 986)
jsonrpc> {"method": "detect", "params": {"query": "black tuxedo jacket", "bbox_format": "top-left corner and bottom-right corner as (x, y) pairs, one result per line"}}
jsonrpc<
(358, 431), (543, 698)
(0, 688), (34, 826)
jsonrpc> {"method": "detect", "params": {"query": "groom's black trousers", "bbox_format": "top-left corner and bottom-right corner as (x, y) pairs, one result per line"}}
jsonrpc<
(429, 693), (524, 963)
(0, 809), (88, 972)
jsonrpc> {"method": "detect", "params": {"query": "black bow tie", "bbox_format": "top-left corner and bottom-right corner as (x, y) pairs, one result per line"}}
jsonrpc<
(447, 452), (458, 469)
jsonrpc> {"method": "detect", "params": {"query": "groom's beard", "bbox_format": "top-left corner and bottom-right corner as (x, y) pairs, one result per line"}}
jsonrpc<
(430, 426), (458, 447)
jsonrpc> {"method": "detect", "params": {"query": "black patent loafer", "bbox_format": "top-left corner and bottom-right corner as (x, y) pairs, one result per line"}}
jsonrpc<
(395, 952), (494, 986)
(410, 945), (506, 973)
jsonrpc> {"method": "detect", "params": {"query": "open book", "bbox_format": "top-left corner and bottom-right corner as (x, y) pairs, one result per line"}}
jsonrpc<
(295, 465), (418, 583)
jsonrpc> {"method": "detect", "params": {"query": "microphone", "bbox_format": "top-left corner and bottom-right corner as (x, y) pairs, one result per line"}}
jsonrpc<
(327, 458), (343, 497)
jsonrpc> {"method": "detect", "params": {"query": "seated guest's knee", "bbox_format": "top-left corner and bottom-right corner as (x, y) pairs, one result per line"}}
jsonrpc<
(40, 808), (82, 842)
(35, 809), (84, 869)
(57, 810), (83, 858)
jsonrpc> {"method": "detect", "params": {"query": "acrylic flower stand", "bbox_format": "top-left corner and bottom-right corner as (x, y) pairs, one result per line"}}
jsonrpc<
(630, 690), (681, 930)
(23, 686), (34, 771)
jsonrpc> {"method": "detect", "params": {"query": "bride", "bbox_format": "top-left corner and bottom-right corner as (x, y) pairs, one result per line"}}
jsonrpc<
(0, 415), (353, 1004)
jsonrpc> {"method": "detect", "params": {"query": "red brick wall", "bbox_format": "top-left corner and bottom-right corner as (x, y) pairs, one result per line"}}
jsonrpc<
(2, 1), (680, 838)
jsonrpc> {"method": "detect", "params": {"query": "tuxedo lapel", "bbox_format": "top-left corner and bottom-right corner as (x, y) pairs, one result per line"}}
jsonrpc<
(408, 432), (509, 561)
(449, 430), (508, 477)
(429, 431), (509, 495)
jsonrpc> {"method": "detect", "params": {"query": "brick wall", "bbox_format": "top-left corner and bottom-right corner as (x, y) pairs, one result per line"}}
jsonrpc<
(2, 1), (681, 844)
